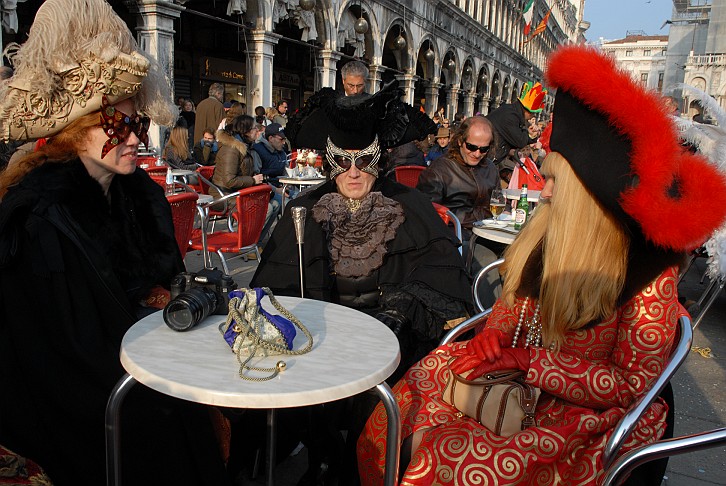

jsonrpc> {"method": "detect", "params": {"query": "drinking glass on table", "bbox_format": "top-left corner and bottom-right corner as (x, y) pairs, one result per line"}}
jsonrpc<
(490, 187), (505, 218)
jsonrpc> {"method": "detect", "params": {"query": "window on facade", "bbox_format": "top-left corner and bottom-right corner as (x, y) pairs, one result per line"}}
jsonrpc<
(643, 49), (651, 56)
(658, 72), (664, 91)
(625, 50), (633, 57)
(640, 73), (648, 85)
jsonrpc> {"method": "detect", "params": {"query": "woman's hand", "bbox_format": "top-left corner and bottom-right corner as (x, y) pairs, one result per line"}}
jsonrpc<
(450, 348), (531, 381)
(253, 174), (265, 184)
(468, 328), (512, 362)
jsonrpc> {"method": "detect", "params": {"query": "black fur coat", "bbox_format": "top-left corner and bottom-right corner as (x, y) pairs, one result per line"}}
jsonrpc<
(0, 161), (230, 486)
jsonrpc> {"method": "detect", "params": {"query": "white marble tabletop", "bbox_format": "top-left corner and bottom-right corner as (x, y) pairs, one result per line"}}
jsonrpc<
(472, 224), (518, 245)
(503, 188), (541, 203)
(120, 296), (401, 409)
(170, 169), (195, 177)
(195, 194), (214, 205)
(278, 176), (326, 186)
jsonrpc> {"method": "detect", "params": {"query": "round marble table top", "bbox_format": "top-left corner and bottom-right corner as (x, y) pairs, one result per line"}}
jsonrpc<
(120, 296), (401, 408)
(502, 188), (541, 203)
(170, 169), (195, 177)
(472, 224), (518, 245)
(278, 177), (326, 186)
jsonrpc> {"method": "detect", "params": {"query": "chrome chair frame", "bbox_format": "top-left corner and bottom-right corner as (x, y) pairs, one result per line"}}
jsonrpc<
(472, 258), (505, 313)
(440, 264), (720, 486)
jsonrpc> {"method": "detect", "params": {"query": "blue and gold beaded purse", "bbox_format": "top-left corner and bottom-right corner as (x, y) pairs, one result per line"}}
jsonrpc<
(220, 287), (313, 381)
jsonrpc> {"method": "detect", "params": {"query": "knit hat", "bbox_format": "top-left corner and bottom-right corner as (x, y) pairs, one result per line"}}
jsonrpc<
(546, 45), (726, 251)
(0, 0), (175, 142)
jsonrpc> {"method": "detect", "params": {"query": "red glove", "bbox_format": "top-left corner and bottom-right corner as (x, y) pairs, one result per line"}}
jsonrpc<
(468, 328), (512, 362)
(450, 348), (531, 381)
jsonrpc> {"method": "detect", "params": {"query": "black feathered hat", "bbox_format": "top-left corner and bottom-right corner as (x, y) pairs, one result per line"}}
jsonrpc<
(285, 81), (436, 151)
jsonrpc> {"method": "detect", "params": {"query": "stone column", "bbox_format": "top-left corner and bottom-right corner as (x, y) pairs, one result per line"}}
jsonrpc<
(463, 90), (476, 117)
(445, 86), (460, 120)
(395, 73), (418, 106)
(367, 64), (384, 94)
(125, 0), (183, 151)
(247, 30), (281, 110)
(425, 82), (442, 117)
(478, 96), (490, 116)
(315, 49), (342, 90)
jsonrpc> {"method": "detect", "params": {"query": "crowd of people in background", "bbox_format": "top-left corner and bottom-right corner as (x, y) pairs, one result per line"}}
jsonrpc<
(2, 9), (724, 481)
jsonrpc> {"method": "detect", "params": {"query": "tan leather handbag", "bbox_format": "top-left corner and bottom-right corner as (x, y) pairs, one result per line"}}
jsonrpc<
(442, 363), (540, 437)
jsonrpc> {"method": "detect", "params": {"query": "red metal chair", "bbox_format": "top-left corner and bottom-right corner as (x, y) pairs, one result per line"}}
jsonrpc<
(394, 165), (426, 188)
(144, 166), (168, 176)
(194, 165), (216, 194)
(166, 192), (199, 258)
(432, 202), (463, 255)
(189, 185), (271, 274)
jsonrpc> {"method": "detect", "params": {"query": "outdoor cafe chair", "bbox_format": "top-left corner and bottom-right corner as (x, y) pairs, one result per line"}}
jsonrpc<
(441, 262), (718, 486)
(432, 202), (463, 255)
(189, 184), (270, 274)
(394, 165), (426, 188)
(166, 192), (199, 258)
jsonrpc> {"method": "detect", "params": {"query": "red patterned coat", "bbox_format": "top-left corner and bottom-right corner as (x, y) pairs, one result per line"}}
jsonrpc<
(358, 267), (680, 485)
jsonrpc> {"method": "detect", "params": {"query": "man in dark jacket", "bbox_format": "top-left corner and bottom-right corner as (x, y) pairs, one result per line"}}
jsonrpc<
(486, 81), (547, 163)
(252, 122), (288, 185)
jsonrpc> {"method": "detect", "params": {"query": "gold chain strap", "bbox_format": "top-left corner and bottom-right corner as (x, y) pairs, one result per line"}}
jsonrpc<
(225, 288), (314, 381)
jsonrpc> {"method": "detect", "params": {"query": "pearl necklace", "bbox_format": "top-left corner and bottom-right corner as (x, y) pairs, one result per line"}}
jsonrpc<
(512, 296), (543, 348)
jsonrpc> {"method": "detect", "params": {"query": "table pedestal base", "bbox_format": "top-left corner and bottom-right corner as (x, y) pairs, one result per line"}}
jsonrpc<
(105, 375), (401, 486)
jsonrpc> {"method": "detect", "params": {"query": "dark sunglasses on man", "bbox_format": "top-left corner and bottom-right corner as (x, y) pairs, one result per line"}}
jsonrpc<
(463, 141), (490, 154)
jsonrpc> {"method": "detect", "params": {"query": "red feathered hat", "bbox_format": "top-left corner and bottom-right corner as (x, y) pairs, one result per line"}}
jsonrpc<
(546, 45), (726, 251)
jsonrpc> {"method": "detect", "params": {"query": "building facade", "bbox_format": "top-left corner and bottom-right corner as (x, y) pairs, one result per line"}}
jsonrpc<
(599, 34), (669, 92)
(662, 0), (726, 118)
(1, 0), (585, 148)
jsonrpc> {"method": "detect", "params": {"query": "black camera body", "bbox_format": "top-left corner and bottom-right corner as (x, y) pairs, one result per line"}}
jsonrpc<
(170, 268), (236, 315)
(165, 268), (238, 331)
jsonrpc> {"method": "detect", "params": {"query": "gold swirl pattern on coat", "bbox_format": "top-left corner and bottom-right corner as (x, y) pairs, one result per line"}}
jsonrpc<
(357, 267), (680, 486)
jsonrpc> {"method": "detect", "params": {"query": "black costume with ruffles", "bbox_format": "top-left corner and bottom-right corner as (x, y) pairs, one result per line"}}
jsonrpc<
(0, 161), (231, 486)
(251, 177), (472, 378)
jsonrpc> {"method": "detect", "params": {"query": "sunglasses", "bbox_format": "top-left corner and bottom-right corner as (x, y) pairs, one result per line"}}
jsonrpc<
(463, 141), (490, 153)
(331, 153), (376, 171)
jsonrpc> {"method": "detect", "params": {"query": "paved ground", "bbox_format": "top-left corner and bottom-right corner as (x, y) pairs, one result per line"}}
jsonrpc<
(183, 249), (726, 486)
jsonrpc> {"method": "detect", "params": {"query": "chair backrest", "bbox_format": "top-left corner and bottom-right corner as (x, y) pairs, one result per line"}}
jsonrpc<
(195, 165), (216, 194)
(432, 202), (463, 255)
(233, 185), (272, 248)
(472, 258), (505, 313)
(167, 192), (199, 257)
(144, 166), (168, 176)
(395, 165), (426, 188)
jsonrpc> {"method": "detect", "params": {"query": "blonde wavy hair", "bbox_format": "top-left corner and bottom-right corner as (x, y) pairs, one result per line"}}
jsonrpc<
(501, 152), (629, 347)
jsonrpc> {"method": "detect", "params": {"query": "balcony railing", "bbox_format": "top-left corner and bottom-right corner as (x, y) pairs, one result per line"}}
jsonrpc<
(687, 53), (726, 65)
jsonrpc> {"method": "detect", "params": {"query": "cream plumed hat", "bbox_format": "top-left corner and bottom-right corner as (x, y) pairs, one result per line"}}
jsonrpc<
(0, 0), (176, 142)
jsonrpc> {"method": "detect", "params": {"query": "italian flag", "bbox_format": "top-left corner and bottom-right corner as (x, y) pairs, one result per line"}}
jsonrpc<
(523, 0), (535, 36)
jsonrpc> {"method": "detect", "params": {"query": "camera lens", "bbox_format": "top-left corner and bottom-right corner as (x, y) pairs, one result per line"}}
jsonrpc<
(163, 287), (219, 331)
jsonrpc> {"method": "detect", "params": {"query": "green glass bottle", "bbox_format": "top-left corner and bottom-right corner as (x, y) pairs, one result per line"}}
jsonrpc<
(514, 184), (528, 230)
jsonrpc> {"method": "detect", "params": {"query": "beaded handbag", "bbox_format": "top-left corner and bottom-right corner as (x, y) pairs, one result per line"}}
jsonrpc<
(220, 287), (313, 381)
